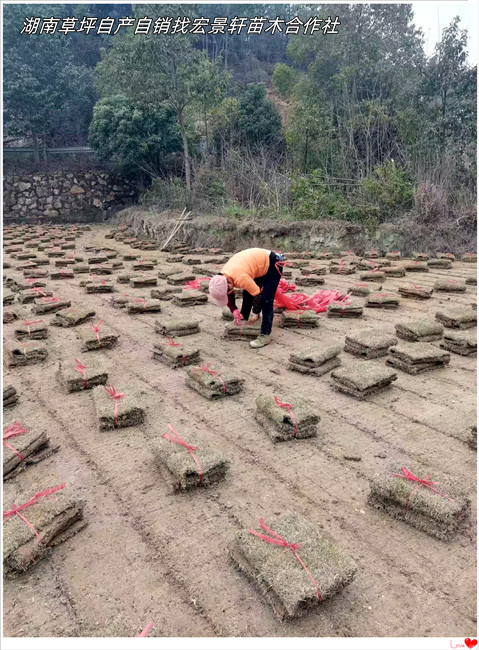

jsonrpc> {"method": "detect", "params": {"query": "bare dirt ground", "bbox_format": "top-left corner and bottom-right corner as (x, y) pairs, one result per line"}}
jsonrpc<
(3, 225), (477, 638)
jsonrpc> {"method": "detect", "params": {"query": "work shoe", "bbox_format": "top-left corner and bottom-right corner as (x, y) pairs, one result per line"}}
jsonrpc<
(250, 334), (272, 349)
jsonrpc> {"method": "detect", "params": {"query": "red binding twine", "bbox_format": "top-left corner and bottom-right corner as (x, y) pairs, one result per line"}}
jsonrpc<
(32, 287), (46, 297)
(248, 519), (322, 600)
(198, 363), (227, 394)
(274, 395), (298, 438)
(74, 358), (88, 389)
(392, 466), (453, 514)
(3, 483), (66, 541)
(162, 424), (203, 485)
(104, 385), (125, 426)
(137, 621), (154, 637)
(23, 318), (43, 337)
(3, 422), (28, 460)
(90, 320), (104, 347)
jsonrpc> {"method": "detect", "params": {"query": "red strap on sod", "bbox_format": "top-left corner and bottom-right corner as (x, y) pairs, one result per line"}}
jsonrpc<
(198, 364), (227, 394)
(274, 395), (298, 438)
(3, 483), (66, 541)
(74, 358), (88, 389)
(23, 318), (43, 337)
(162, 424), (203, 485)
(137, 621), (154, 637)
(90, 320), (104, 347)
(59, 269), (67, 277)
(3, 422), (28, 460)
(392, 466), (453, 515)
(104, 385), (125, 425)
(248, 519), (321, 600)
(32, 287), (47, 297)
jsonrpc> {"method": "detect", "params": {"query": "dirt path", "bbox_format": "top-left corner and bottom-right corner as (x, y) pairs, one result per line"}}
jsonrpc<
(3, 226), (477, 638)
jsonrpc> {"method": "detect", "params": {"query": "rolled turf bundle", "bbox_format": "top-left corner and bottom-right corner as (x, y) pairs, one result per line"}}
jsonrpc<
(364, 250), (379, 259)
(331, 365), (397, 399)
(386, 251), (401, 260)
(51, 307), (96, 327)
(133, 262), (155, 271)
(295, 276), (325, 287)
(357, 259), (379, 271)
(151, 424), (229, 490)
(223, 322), (262, 340)
(395, 319), (444, 342)
(14, 319), (48, 340)
(92, 384), (146, 430)
(172, 290), (208, 306)
(344, 330), (398, 359)
(386, 342), (450, 374)
(186, 364), (244, 399)
(155, 318), (200, 337)
(50, 269), (74, 280)
(5, 340), (48, 367)
(329, 263), (356, 275)
(368, 462), (470, 541)
(34, 257), (50, 266)
(110, 295), (130, 309)
(157, 266), (184, 279)
(18, 290), (53, 304)
(462, 253), (477, 263)
(435, 308), (477, 329)
(90, 265), (113, 275)
(4, 310), (21, 324)
(166, 254), (183, 263)
(3, 421), (53, 479)
(3, 385), (19, 408)
(88, 255), (108, 264)
(182, 256), (201, 265)
(230, 513), (357, 620)
(85, 281), (114, 293)
(73, 264), (89, 274)
(327, 300), (363, 318)
(398, 283), (433, 300)
(466, 276), (477, 285)
(359, 271), (385, 282)
(255, 394), (319, 442)
(348, 282), (382, 297)
(22, 268), (48, 278)
(280, 310), (320, 328)
(427, 258), (453, 270)
(54, 258), (75, 266)
(167, 273), (196, 286)
(3, 292), (15, 305)
(127, 298), (162, 313)
(152, 340), (201, 368)
(57, 358), (109, 392)
(150, 287), (182, 300)
(436, 252), (456, 260)
(117, 274), (133, 283)
(412, 253), (430, 261)
(288, 345), (341, 376)
(301, 266), (327, 276)
(3, 483), (86, 577)
(222, 308), (234, 321)
(366, 293), (400, 309)
(433, 278), (466, 292)
(403, 261), (429, 272)
(77, 322), (119, 351)
(129, 275), (158, 288)
(440, 331), (477, 357)
(384, 266), (406, 278)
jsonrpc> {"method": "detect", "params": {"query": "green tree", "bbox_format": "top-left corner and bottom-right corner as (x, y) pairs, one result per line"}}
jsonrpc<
(194, 55), (231, 152)
(234, 84), (283, 150)
(88, 94), (182, 175)
(272, 63), (297, 98)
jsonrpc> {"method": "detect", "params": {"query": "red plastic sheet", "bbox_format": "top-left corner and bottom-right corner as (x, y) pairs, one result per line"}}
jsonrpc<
(274, 287), (351, 313)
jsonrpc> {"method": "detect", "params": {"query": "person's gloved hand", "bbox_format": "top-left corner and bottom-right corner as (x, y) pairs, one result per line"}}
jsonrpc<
(248, 313), (260, 324)
(232, 309), (243, 326)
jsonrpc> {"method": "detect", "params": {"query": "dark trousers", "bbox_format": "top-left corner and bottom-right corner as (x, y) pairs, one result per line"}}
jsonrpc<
(240, 252), (283, 335)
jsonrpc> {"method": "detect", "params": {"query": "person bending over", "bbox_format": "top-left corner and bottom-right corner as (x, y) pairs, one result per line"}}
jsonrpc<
(208, 248), (284, 349)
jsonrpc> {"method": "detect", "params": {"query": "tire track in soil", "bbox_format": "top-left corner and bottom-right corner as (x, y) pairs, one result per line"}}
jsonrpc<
(17, 374), (223, 638)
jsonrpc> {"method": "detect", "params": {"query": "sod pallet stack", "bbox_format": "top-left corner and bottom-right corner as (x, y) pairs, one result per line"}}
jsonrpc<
(3, 421), (54, 480)
(127, 298), (162, 314)
(331, 364), (397, 399)
(186, 364), (244, 399)
(3, 385), (19, 409)
(395, 320), (444, 342)
(151, 424), (229, 491)
(280, 310), (320, 328)
(152, 340), (201, 368)
(435, 309), (477, 329)
(288, 345), (341, 376)
(14, 319), (48, 340)
(92, 384), (146, 430)
(172, 290), (209, 307)
(223, 322), (262, 341)
(427, 258), (452, 269)
(368, 463), (470, 541)
(366, 293), (400, 309)
(344, 330), (398, 359)
(51, 308), (96, 327)
(57, 359), (109, 392)
(386, 342), (450, 374)
(3, 483), (86, 577)
(5, 340), (48, 367)
(440, 331), (477, 357)
(348, 282), (382, 297)
(230, 514), (357, 620)
(77, 323), (119, 351)
(327, 300), (363, 318)
(155, 318), (200, 338)
(255, 394), (320, 442)
(398, 283), (433, 300)
(433, 278), (466, 293)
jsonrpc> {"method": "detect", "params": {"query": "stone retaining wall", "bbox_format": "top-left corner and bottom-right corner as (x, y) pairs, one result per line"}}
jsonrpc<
(3, 171), (138, 223)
